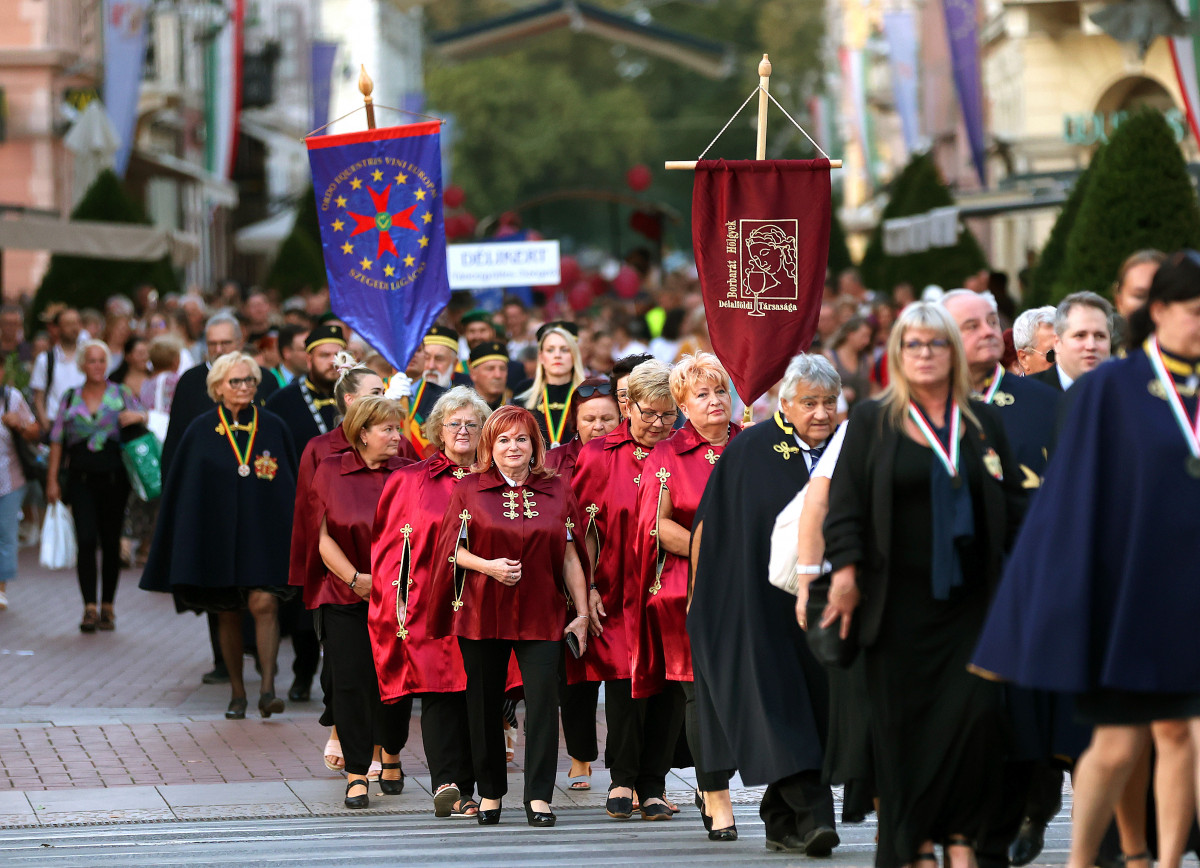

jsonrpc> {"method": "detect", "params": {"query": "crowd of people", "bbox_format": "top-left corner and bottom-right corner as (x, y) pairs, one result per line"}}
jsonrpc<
(2, 246), (1197, 865)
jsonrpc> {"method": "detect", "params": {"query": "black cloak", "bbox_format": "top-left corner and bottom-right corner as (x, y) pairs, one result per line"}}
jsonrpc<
(265, 379), (337, 453)
(140, 406), (297, 605)
(686, 412), (829, 787)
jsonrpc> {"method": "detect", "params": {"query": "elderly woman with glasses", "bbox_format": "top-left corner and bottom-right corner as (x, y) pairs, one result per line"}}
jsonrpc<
(140, 351), (299, 720)
(571, 358), (681, 822)
(371, 386), (492, 819)
(822, 303), (1025, 868)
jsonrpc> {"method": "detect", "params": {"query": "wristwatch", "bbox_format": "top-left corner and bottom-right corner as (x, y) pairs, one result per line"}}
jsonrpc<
(796, 564), (824, 576)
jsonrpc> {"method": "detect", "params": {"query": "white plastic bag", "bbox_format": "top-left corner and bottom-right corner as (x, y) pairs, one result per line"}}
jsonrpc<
(768, 484), (808, 595)
(39, 502), (77, 571)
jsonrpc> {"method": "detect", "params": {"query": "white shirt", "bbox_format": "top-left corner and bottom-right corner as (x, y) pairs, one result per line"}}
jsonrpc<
(29, 346), (87, 422)
(1056, 365), (1075, 391)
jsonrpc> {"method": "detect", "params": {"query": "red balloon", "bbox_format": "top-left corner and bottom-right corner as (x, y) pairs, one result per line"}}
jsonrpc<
(629, 210), (662, 241)
(443, 185), (465, 209)
(458, 211), (477, 237)
(444, 215), (465, 240)
(626, 164), (652, 192)
(613, 264), (641, 299)
(589, 274), (608, 297)
(559, 256), (582, 287)
(567, 279), (593, 312)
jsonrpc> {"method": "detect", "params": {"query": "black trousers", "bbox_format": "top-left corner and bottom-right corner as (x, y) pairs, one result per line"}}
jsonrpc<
(682, 680), (735, 792)
(68, 469), (128, 606)
(322, 603), (411, 776)
(759, 769), (837, 841)
(604, 678), (686, 802)
(283, 596), (320, 682)
(459, 637), (560, 803)
(559, 653), (600, 763)
(422, 691), (475, 799)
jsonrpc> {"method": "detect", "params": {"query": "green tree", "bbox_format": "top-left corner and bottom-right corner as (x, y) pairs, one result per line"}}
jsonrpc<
(264, 227), (327, 297)
(859, 154), (988, 293)
(1025, 149), (1101, 309)
(33, 169), (178, 322)
(1058, 111), (1200, 300)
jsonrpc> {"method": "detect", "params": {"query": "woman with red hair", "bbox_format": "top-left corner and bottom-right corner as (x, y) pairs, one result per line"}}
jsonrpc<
(432, 405), (592, 828)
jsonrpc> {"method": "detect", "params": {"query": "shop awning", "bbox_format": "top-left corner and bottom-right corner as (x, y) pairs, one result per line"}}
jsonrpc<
(233, 208), (296, 256)
(0, 214), (200, 265)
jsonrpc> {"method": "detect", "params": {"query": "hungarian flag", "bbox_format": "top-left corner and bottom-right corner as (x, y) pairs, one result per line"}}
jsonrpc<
(691, 159), (831, 404)
(306, 122), (450, 371)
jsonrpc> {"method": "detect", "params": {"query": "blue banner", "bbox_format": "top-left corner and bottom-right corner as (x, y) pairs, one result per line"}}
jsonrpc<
(306, 122), (450, 371)
(883, 11), (921, 159)
(102, 0), (151, 176)
(310, 40), (339, 136)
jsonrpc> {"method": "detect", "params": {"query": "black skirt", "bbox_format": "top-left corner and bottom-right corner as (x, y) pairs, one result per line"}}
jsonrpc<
(172, 584), (296, 615)
(1075, 689), (1200, 726)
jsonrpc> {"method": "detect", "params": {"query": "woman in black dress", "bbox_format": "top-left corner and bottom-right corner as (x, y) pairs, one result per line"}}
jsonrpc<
(823, 302), (1025, 868)
(513, 323), (586, 448)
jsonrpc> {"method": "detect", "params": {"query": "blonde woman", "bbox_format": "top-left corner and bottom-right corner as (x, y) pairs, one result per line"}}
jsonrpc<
(515, 324), (586, 447)
(822, 303), (1025, 868)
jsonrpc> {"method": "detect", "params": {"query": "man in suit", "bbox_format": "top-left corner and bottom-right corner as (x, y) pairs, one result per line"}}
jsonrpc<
(264, 323), (346, 700)
(1031, 292), (1114, 392)
(1012, 307), (1057, 376)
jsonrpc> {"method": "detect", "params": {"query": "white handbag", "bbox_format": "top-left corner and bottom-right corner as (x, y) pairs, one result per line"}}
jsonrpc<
(39, 501), (77, 571)
(146, 376), (169, 443)
(768, 485), (808, 595)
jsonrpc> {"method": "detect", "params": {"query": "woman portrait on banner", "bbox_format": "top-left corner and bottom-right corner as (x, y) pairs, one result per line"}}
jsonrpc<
(822, 302), (1025, 868)
(310, 396), (413, 809)
(544, 376), (622, 792)
(631, 352), (741, 840)
(47, 340), (146, 633)
(371, 386), (491, 819)
(139, 351), (298, 721)
(514, 323), (587, 448)
(431, 406), (591, 828)
(972, 251), (1200, 868)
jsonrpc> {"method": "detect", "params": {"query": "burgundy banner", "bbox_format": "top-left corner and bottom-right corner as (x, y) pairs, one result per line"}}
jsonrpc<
(691, 159), (831, 405)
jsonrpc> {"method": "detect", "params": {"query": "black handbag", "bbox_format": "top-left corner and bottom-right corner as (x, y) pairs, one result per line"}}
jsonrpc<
(804, 574), (860, 668)
(5, 386), (46, 486)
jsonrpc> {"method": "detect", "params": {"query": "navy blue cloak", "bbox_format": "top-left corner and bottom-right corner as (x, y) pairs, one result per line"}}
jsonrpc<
(265, 380), (337, 454)
(973, 348), (1200, 693)
(989, 371), (1060, 487)
(686, 412), (828, 787)
(139, 406), (297, 601)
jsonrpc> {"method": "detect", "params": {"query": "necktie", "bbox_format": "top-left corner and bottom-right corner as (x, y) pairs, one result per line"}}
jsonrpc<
(806, 444), (825, 472)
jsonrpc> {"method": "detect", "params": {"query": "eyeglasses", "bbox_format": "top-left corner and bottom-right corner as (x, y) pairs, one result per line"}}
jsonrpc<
(576, 383), (613, 399)
(227, 377), (257, 388)
(444, 421), (480, 431)
(901, 338), (951, 356)
(634, 402), (678, 425)
(615, 389), (629, 399)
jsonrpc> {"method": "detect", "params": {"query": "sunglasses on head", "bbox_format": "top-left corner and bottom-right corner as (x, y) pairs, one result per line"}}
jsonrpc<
(575, 383), (613, 399)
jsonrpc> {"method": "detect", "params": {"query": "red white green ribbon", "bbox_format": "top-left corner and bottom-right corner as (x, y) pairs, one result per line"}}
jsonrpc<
(541, 383), (576, 446)
(1147, 337), (1200, 459)
(908, 400), (961, 479)
(980, 364), (1004, 404)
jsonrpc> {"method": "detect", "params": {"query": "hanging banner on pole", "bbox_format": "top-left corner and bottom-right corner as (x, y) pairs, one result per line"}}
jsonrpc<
(883, 11), (921, 158)
(102, 0), (151, 177)
(691, 159), (831, 405)
(306, 121), (450, 372)
(943, 0), (988, 187)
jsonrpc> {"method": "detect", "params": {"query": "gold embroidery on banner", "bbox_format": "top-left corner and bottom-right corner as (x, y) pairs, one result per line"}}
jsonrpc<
(774, 441), (799, 460)
(704, 448), (719, 464)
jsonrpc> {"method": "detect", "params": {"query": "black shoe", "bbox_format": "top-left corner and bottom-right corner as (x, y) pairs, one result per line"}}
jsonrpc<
(640, 799), (673, 821)
(801, 825), (840, 857)
(605, 791), (634, 819)
(766, 833), (807, 853)
(202, 667), (230, 685)
(477, 805), (502, 825)
(1009, 817), (1047, 867)
(695, 790), (713, 832)
(345, 778), (369, 809)
(258, 692), (285, 718)
(287, 679), (311, 702)
(225, 697), (247, 720)
(525, 802), (556, 827)
(709, 824), (738, 842)
(378, 762), (404, 795)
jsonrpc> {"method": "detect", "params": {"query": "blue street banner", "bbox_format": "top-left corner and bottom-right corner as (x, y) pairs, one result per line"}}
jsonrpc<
(102, 0), (151, 177)
(306, 121), (450, 372)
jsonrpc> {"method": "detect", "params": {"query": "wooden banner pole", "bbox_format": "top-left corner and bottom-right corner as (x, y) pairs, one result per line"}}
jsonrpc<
(756, 54), (771, 161)
(359, 66), (377, 130)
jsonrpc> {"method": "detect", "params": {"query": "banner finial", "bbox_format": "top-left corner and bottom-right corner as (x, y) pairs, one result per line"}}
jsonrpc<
(358, 66), (376, 129)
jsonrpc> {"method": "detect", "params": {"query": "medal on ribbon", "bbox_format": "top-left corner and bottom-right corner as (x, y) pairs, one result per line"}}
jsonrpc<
(980, 364), (1004, 404)
(541, 384), (576, 446)
(908, 400), (962, 485)
(1146, 337), (1200, 479)
(218, 406), (258, 477)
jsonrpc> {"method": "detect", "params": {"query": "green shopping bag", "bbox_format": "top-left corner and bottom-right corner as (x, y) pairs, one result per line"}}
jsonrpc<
(120, 430), (162, 501)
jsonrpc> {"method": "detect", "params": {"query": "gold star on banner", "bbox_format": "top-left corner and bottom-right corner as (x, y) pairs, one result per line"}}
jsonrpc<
(403, 254), (415, 267)
(384, 264), (395, 277)
(335, 196), (347, 208)
(395, 172), (408, 184)
(414, 189), (426, 201)
(350, 177), (362, 190)
(359, 258), (372, 270)
(422, 212), (432, 224)
(331, 219), (344, 232)
(341, 241), (353, 254)
(371, 169), (383, 182)
(419, 236), (429, 248)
